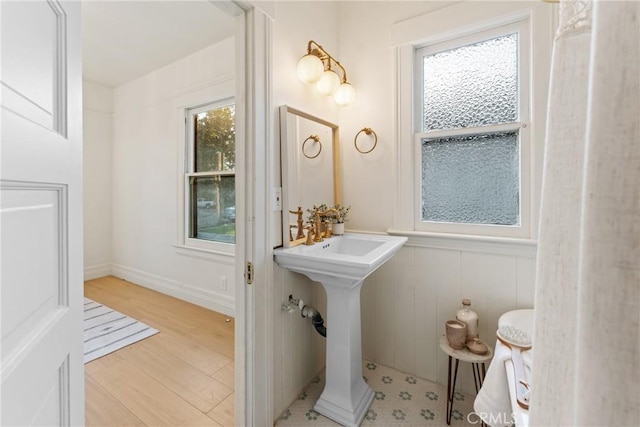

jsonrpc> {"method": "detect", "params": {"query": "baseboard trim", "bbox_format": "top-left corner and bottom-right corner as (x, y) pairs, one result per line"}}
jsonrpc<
(110, 264), (235, 317)
(84, 264), (112, 281)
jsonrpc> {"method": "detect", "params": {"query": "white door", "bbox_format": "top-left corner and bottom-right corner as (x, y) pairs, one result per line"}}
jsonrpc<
(1, 0), (84, 425)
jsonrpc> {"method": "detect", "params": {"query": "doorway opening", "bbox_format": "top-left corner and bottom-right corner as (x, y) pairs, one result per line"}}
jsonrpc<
(81, 1), (245, 425)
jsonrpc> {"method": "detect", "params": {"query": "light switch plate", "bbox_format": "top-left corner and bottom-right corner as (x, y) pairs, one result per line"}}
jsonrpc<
(273, 186), (282, 211)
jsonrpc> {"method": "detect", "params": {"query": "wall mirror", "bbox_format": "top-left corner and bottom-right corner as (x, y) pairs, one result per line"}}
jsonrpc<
(279, 105), (341, 247)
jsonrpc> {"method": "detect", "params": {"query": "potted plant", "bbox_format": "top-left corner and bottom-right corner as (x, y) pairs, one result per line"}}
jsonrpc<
(305, 203), (350, 236)
(306, 203), (329, 223)
(331, 204), (350, 235)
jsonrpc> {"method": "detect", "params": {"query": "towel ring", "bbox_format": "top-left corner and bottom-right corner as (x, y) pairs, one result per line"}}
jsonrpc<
(354, 127), (377, 154)
(302, 135), (322, 159)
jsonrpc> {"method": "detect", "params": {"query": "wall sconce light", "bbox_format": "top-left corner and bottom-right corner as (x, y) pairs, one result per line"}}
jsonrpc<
(296, 40), (356, 106)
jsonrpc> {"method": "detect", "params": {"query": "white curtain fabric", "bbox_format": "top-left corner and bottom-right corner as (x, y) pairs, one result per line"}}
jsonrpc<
(531, 1), (639, 426)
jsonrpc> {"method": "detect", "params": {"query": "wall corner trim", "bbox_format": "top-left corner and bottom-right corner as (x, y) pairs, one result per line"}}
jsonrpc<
(110, 263), (235, 317)
(84, 264), (112, 281)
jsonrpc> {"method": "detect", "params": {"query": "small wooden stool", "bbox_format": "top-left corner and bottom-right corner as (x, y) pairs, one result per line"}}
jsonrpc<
(439, 335), (493, 425)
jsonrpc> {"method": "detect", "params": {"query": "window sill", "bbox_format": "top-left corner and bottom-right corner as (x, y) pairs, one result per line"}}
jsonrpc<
(173, 244), (236, 265)
(386, 229), (537, 257)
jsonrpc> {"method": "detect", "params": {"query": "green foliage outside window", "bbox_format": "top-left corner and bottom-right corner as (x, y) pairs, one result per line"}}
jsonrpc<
(195, 105), (236, 173)
(188, 103), (236, 244)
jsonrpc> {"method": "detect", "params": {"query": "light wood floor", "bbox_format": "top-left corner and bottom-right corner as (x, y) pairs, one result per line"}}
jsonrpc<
(84, 276), (235, 426)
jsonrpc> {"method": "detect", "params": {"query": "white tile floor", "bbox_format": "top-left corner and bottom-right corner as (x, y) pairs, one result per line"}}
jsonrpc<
(275, 361), (476, 426)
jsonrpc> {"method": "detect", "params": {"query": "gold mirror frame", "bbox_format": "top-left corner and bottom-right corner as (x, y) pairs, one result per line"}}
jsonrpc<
(279, 105), (341, 247)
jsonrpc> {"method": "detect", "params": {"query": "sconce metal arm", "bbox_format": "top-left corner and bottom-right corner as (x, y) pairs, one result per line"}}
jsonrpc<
(307, 40), (349, 84)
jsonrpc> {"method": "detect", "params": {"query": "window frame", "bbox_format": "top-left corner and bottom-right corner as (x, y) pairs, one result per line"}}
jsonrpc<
(183, 98), (236, 253)
(411, 19), (532, 239)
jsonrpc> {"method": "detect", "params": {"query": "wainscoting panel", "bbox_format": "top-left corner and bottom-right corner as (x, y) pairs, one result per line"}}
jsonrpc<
(372, 257), (396, 368)
(274, 266), (328, 418)
(413, 247), (448, 382)
(393, 246), (416, 374)
(361, 239), (536, 395)
(516, 257), (537, 308)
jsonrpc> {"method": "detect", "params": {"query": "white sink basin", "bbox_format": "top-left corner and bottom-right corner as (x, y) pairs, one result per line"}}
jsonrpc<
(274, 232), (407, 286)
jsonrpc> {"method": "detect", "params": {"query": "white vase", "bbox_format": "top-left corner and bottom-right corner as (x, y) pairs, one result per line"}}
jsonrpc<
(333, 223), (345, 235)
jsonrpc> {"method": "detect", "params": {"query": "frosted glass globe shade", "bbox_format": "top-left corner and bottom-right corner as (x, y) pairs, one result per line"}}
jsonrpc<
(316, 70), (341, 96)
(297, 54), (324, 84)
(333, 82), (356, 106)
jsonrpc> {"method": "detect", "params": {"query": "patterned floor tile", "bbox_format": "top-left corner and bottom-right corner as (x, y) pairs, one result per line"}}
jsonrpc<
(275, 361), (476, 427)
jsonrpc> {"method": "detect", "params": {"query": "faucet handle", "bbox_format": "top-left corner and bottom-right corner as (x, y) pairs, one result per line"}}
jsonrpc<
(324, 221), (332, 238)
(289, 206), (303, 218)
(304, 225), (315, 245)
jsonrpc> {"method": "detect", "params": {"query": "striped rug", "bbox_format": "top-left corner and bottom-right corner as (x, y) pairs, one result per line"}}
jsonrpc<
(84, 298), (159, 363)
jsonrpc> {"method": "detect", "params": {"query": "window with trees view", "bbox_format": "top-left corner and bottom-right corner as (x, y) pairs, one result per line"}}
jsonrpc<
(185, 100), (235, 245)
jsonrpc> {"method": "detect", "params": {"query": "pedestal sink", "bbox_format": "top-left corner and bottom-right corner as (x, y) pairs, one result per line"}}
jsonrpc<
(274, 233), (407, 426)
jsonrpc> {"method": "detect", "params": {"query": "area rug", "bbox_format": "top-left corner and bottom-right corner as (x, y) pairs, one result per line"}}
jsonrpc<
(84, 298), (159, 363)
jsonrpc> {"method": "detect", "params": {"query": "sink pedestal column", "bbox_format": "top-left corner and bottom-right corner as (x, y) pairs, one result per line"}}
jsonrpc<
(314, 278), (373, 427)
(273, 234), (408, 426)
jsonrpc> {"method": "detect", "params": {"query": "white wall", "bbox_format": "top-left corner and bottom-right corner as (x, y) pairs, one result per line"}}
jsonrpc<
(83, 81), (113, 279)
(338, 0), (552, 394)
(270, 1), (554, 417)
(108, 38), (237, 316)
(340, 0), (455, 233)
(271, 0), (340, 418)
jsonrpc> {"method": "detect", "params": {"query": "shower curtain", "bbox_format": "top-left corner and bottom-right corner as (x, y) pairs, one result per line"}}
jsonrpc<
(531, 0), (639, 425)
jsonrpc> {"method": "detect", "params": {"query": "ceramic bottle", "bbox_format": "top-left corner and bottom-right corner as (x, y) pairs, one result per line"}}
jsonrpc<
(456, 299), (479, 341)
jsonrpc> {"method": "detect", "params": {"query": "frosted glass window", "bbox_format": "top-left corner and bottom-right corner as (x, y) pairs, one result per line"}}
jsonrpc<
(421, 131), (520, 225)
(422, 33), (518, 131)
(412, 19), (529, 236)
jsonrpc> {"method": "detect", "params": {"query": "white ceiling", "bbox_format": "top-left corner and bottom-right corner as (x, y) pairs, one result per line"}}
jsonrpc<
(82, 1), (235, 88)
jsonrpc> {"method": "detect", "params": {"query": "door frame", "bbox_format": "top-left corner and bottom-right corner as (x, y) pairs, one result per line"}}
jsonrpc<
(232, 2), (274, 425)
